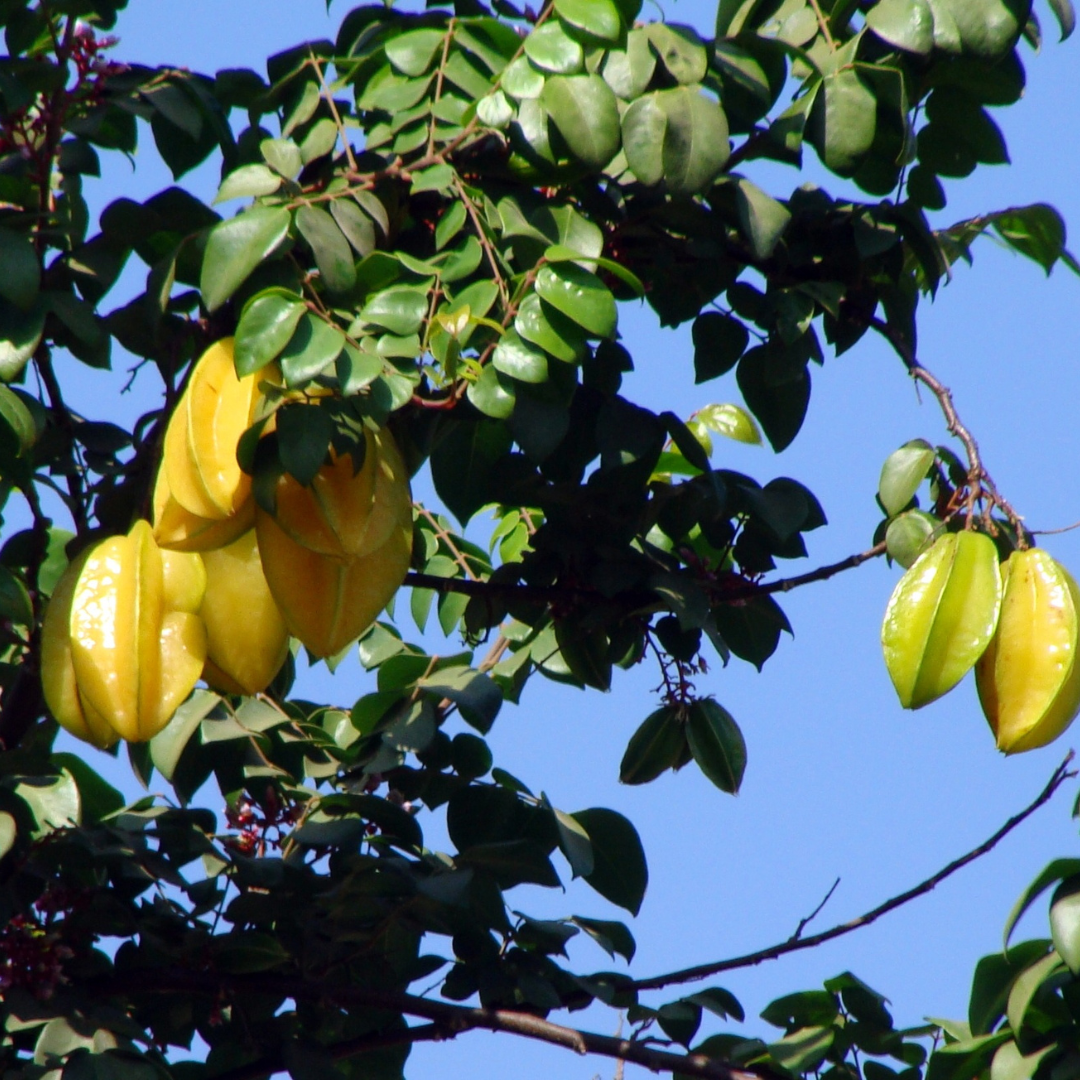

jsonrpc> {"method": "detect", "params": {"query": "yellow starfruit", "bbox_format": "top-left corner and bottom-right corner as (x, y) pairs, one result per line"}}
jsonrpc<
(41, 521), (207, 745)
(270, 426), (411, 559)
(255, 498), (413, 660)
(155, 338), (272, 549)
(881, 530), (1001, 709)
(200, 529), (290, 696)
(976, 549), (1080, 754)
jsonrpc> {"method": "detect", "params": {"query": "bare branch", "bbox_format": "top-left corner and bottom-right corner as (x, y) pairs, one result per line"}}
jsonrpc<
(630, 753), (1076, 993)
(791, 877), (841, 942)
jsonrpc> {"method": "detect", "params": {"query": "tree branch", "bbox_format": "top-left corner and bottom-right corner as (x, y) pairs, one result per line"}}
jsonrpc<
(630, 752), (1076, 993)
(97, 971), (769, 1080)
(868, 316), (1024, 537)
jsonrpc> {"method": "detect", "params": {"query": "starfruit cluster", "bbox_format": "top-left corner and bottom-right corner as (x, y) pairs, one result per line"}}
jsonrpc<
(881, 530), (1080, 753)
(41, 339), (413, 747)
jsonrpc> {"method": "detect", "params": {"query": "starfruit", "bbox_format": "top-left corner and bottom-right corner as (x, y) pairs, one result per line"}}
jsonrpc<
(200, 529), (289, 696)
(41, 521), (207, 745)
(881, 530), (1001, 709)
(976, 550), (1080, 754)
(255, 498), (413, 660)
(269, 426), (411, 560)
(154, 338), (270, 550)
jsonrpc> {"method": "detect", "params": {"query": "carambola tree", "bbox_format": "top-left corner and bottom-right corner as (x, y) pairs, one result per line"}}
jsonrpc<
(0, 0), (1078, 1077)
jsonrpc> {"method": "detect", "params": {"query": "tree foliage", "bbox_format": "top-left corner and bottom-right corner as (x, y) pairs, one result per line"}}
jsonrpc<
(0, 0), (1076, 1077)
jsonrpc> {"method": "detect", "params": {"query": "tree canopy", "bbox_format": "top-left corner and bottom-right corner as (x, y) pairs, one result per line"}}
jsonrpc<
(0, 0), (1078, 1078)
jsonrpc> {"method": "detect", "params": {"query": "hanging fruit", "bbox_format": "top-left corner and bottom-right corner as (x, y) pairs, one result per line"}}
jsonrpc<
(200, 528), (290, 696)
(41, 521), (207, 745)
(976, 549), (1080, 754)
(881, 530), (1001, 709)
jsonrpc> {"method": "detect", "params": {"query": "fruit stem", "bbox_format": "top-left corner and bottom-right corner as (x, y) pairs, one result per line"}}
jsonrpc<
(868, 317), (1027, 546)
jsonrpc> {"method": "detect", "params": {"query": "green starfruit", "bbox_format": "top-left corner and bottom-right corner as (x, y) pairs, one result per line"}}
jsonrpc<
(881, 530), (1001, 709)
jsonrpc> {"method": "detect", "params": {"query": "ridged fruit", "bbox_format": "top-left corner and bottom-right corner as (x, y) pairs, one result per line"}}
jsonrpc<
(200, 529), (290, 696)
(882, 530), (1001, 709)
(41, 521), (207, 745)
(154, 338), (271, 549)
(976, 550), (1080, 754)
(270, 426), (411, 559)
(255, 499), (413, 659)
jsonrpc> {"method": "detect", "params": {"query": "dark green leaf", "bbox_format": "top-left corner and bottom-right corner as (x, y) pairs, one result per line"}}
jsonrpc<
(361, 286), (428, 336)
(866, 0), (935, 52)
(524, 22), (585, 73)
(541, 74), (621, 168)
(619, 706), (688, 784)
(686, 698), (746, 793)
(536, 261), (617, 337)
(277, 403), (334, 486)
(712, 594), (791, 670)
(573, 807), (648, 915)
(279, 311), (346, 386)
(296, 204), (356, 293)
(645, 22), (708, 84)
(1050, 874), (1080, 975)
(693, 313), (749, 382)
(0, 229), (39, 310)
(571, 916), (636, 961)
(736, 343), (811, 452)
(201, 206), (290, 311)
(234, 288), (305, 376)
(555, 0), (625, 42)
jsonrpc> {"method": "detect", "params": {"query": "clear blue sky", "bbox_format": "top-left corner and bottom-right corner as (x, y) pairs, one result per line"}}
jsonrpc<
(37, 3), (1080, 1077)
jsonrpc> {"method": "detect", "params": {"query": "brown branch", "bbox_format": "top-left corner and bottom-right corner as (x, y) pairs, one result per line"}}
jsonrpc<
(630, 752), (1076, 993)
(868, 316), (1025, 539)
(426, 19), (456, 159)
(416, 505), (478, 580)
(96, 971), (767, 1080)
(307, 50), (357, 174)
(453, 173), (509, 310)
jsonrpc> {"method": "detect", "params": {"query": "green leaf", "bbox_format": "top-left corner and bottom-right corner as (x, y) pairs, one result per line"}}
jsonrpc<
(991, 204), (1077, 276)
(201, 206), (291, 312)
(330, 198), (376, 258)
(990, 1041), (1056, 1080)
(1006, 950), (1062, 1035)
(279, 312), (346, 386)
(296, 204), (356, 293)
(736, 342), (811, 452)
(879, 438), (935, 516)
(524, 22), (585, 73)
(886, 510), (943, 569)
(15, 770), (80, 837)
(0, 299), (45, 382)
(553, 805), (595, 877)
(277, 402), (334, 485)
(645, 22), (708, 84)
(713, 593), (791, 669)
(1003, 859), (1080, 946)
(386, 27), (447, 76)
(536, 262), (617, 337)
(571, 915), (636, 961)
(419, 665), (503, 733)
(515, 292), (587, 362)
(602, 28), (656, 98)
(494, 330), (549, 383)
(214, 163), (282, 204)
(693, 313), (749, 382)
(0, 811), (15, 859)
(150, 690), (221, 783)
(50, 754), (124, 823)
(620, 705), (688, 784)
(622, 87), (730, 196)
(0, 385), (36, 461)
(1047, 0), (1076, 38)
(541, 74), (621, 169)
(1050, 874), (1080, 975)
(866, 0), (935, 52)
(467, 365), (516, 419)
(686, 986), (745, 1022)
(0, 229), (40, 310)
(968, 940), (1054, 1035)
(361, 286), (428, 336)
(686, 698), (746, 793)
(235, 289), (305, 376)
(261, 135), (303, 178)
(809, 69), (877, 175)
(431, 418), (512, 524)
(213, 931), (291, 973)
(735, 179), (791, 260)
(768, 1026), (835, 1073)
(697, 402), (762, 445)
(555, 0), (625, 42)
(573, 807), (648, 915)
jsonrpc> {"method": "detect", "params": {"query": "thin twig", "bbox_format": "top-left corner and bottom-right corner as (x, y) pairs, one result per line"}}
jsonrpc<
(630, 753), (1076, 992)
(417, 505), (478, 580)
(807, 0), (837, 48)
(426, 19), (456, 159)
(790, 877), (840, 941)
(308, 50), (357, 173)
(453, 173), (509, 310)
(868, 316), (1025, 539)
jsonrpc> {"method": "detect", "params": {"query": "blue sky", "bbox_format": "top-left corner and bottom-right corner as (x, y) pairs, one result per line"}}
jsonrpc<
(32, 2), (1080, 1077)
